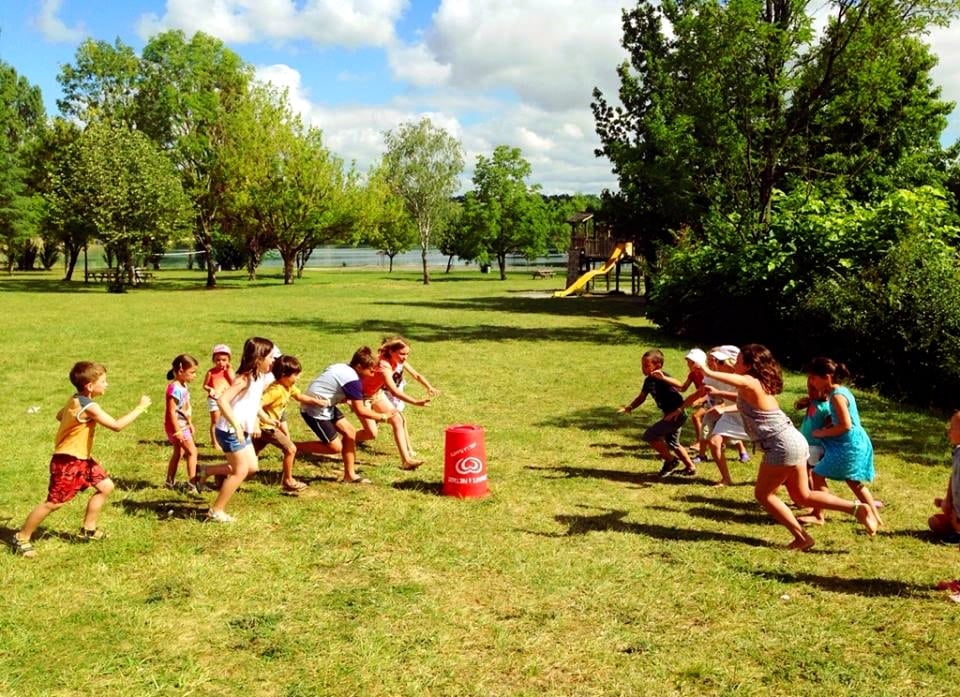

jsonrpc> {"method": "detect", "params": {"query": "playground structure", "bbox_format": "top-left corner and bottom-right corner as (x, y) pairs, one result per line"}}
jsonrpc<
(554, 213), (642, 298)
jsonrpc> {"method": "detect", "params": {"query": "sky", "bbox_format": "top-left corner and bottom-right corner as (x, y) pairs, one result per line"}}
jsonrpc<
(2, 0), (960, 196)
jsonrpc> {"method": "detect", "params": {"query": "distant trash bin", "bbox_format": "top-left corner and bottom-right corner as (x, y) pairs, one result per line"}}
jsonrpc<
(480, 263), (490, 274)
(443, 424), (488, 498)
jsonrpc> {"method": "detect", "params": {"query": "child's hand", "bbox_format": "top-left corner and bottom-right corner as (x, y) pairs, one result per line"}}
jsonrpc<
(617, 406), (630, 414)
(935, 497), (944, 508)
(650, 369), (666, 380)
(427, 386), (440, 397)
(416, 398), (431, 407)
(138, 395), (152, 409)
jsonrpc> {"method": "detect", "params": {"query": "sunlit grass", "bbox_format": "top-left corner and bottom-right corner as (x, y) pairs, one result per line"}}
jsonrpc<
(0, 268), (957, 696)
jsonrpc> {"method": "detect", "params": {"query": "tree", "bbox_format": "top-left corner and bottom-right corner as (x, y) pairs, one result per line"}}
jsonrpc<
(222, 83), (351, 284)
(381, 118), (464, 284)
(134, 30), (253, 287)
(464, 145), (550, 279)
(47, 121), (191, 282)
(57, 38), (140, 124)
(360, 169), (419, 272)
(592, 0), (960, 251)
(0, 62), (45, 272)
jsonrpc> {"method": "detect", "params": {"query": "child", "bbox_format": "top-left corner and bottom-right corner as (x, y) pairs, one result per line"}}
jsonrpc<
(199, 337), (276, 523)
(11, 361), (151, 557)
(619, 349), (697, 477)
(254, 354), (329, 493)
(358, 335), (437, 470)
(929, 410), (960, 543)
(794, 376), (831, 524)
(203, 344), (235, 452)
(164, 353), (201, 495)
(296, 347), (396, 484)
(676, 348), (710, 461)
(698, 346), (752, 486)
(692, 344), (878, 551)
(799, 357), (882, 526)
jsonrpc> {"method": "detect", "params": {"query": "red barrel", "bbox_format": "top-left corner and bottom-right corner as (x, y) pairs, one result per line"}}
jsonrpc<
(443, 424), (488, 497)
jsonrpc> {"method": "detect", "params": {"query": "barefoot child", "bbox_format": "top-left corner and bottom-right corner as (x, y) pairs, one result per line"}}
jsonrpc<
(691, 344), (878, 551)
(254, 354), (329, 493)
(799, 357), (882, 526)
(202, 344), (234, 451)
(929, 410), (960, 542)
(164, 353), (201, 495)
(297, 347), (394, 484)
(358, 336), (437, 470)
(11, 361), (151, 557)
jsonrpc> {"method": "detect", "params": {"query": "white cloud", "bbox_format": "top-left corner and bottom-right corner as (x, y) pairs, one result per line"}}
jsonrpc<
(386, 40), (451, 87)
(424, 0), (626, 111)
(32, 0), (86, 43)
(929, 23), (960, 143)
(137, 0), (405, 46)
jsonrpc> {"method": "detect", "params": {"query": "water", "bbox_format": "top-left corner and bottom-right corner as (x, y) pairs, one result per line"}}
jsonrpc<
(157, 247), (567, 270)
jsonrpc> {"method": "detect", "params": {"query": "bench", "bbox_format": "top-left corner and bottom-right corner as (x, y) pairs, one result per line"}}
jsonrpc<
(83, 268), (153, 285)
(84, 269), (113, 283)
(532, 269), (555, 279)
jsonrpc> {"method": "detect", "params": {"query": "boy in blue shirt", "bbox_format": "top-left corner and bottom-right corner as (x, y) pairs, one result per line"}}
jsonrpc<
(620, 349), (697, 477)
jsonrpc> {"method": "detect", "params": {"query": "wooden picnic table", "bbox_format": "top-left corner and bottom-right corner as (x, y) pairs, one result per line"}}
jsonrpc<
(531, 268), (556, 279)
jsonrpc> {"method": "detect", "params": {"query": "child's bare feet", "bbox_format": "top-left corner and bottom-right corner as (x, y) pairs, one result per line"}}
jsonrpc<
(854, 501), (878, 536)
(786, 536), (816, 552)
(797, 513), (826, 526)
(712, 479), (733, 488)
(401, 458), (425, 470)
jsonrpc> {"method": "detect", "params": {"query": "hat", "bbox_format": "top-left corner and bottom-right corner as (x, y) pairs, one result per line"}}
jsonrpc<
(271, 345), (282, 359)
(211, 343), (231, 358)
(685, 348), (707, 366)
(709, 345), (740, 361)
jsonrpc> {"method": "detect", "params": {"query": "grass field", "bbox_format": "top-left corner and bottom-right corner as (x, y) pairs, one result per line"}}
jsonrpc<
(1, 268), (958, 696)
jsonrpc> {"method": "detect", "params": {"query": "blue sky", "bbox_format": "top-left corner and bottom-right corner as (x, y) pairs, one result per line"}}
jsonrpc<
(2, 0), (959, 195)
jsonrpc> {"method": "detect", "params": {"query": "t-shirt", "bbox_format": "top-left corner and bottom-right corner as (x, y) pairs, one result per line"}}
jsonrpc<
(302, 364), (364, 420)
(259, 382), (300, 429)
(215, 372), (273, 434)
(642, 373), (683, 413)
(164, 381), (192, 436)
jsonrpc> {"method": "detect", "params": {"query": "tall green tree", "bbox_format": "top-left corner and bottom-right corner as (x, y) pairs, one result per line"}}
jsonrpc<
(592, 0), (960, 252)
(381, 118), (464, 284)
(0, 62), (45, 272)
(47, 121), (191, 281)
(134, 30), (253, 287)
(360, 169), (419, 272)
(464, 145), (550, 280)
(57, 38), (140, 124)
(222, 84), (351, 284)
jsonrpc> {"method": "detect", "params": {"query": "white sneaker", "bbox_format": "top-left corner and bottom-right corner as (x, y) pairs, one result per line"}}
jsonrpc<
(205, 509), (236, 524)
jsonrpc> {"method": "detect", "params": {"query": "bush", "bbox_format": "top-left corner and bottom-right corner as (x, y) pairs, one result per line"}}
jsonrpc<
(647, 186), (960, 406)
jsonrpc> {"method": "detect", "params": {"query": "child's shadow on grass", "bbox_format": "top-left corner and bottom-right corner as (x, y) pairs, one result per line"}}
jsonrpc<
(525, 505), (774, 548)
(392, 479), (445, 496)
(646, 503), (771, 526)
(527, 464), (658, 487)
(119, 498), (207, 522)
(752, 568), (933, 599)
(112, 477), (160, 493)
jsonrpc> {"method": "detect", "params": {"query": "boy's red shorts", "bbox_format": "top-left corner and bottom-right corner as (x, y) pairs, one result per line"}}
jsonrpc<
(46, 454), (109, 504)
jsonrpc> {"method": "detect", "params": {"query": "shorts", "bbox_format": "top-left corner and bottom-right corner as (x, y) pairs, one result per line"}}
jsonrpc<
(807, 444), (824, 467)
(47, 453), (109, 504)
(215, 428), (252, 453)
(253, 427), (295, 454)
(165, 425), (194, 446)
(207, 396), (220, 413)
(301, 408), (343, 444)
(643, 411), (687, 450)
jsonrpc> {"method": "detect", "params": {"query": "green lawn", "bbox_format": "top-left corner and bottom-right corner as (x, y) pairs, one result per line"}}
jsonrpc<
(1, 268), (957, 696)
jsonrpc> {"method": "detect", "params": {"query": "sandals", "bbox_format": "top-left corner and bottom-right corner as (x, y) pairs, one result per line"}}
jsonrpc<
(281, 480), (308, 493)
(11, 534), (37, 558)
(342, 476), (372, 485)
(78, 527), (106, 542)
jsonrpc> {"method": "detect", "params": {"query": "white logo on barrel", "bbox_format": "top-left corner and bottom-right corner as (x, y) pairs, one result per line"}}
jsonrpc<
(455, 456), (484, 475)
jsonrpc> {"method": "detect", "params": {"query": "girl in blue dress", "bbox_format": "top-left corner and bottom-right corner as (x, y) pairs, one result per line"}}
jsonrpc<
(800, 357), (882, 526)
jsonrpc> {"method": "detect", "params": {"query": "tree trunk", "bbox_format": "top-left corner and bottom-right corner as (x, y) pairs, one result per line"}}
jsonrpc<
(445, 254), (454, 273)
(497, 252), (507, 280)
(282, 253), (295, 284)
(388, 253), (395, 272)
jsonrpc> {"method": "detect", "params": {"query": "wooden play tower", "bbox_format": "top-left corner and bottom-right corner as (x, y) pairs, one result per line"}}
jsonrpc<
(556, 212), (642, 297)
